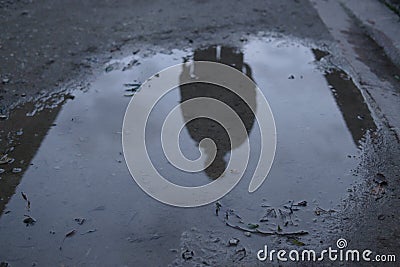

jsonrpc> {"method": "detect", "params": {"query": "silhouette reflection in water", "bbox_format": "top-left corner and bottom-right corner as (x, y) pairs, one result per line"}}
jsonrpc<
(312, 49), (376, 145)
(179, 46), (257, 179)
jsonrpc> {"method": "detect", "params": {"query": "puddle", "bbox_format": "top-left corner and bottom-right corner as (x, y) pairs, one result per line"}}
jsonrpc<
(0, 37), (376, 266)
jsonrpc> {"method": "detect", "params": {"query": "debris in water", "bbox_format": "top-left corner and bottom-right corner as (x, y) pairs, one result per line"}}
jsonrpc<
(124, 93), (135, 97)
(226, 221), (308, 236)
(260, 208), (277, 221)
(123, 83), (141, 96)
(124, 83), (141, 91)
(122, 59), (139, 71)
(228, 238), (240, 246)
(247, 223), (259, 229)
(81, 229), (97, 235)
(314, 207), (336, 216)
(290, 238), (305, 246)
(59, 229), (76, 250)
(74, 218), (86, 225)
(182, 249), (194, 260)
(21, 191), (31, 210)
(65, 229), (76, 237)
(215, 202), (222, 216)
(123, 83), (141, 88)
(21, 192), (28, 201)
(23, 215), (36, 226)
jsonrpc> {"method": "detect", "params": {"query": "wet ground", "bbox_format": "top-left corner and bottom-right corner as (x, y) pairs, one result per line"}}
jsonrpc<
(1, 1), (400, 266)
(0, 35), (383, 266)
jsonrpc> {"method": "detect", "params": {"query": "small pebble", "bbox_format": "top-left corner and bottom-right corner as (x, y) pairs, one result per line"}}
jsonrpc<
(228, 238), (240, 246)
(12, 168), (22, 173)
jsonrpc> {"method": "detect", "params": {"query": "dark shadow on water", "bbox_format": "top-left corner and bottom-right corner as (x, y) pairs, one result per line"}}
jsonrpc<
(179, 46), (256, 179)
(312, 49), (376, 146)
(0, 94), (72, 215)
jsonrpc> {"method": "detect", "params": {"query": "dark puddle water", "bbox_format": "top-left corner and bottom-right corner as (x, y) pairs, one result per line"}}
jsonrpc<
(0, 37), (376, 266)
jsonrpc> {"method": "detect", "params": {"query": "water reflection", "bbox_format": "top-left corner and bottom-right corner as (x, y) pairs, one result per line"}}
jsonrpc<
(312, 49), (376, 145)
(179, 46), (257, 179)
(0, 94), (72, 215)
(0, 38), (379, 266)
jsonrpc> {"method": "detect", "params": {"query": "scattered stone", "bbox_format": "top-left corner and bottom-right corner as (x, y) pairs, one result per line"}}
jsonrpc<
(2, 78), (10, 84)
(378, 214), (385, 220)
(182, 249), (194, 260)
(228, 238), (240, 246)
(12, 167), (22, 173)
(0, 154), (14, 164)
(295, 200), (307, 206)
(288, 75), (295, 79)
(244, 231), (251, 237)
(80, 229), (97, 235)
(0, 168), (4, 174)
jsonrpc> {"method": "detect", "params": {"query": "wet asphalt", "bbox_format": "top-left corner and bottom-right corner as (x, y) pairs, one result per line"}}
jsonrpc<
(1, 0), (400, 266)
